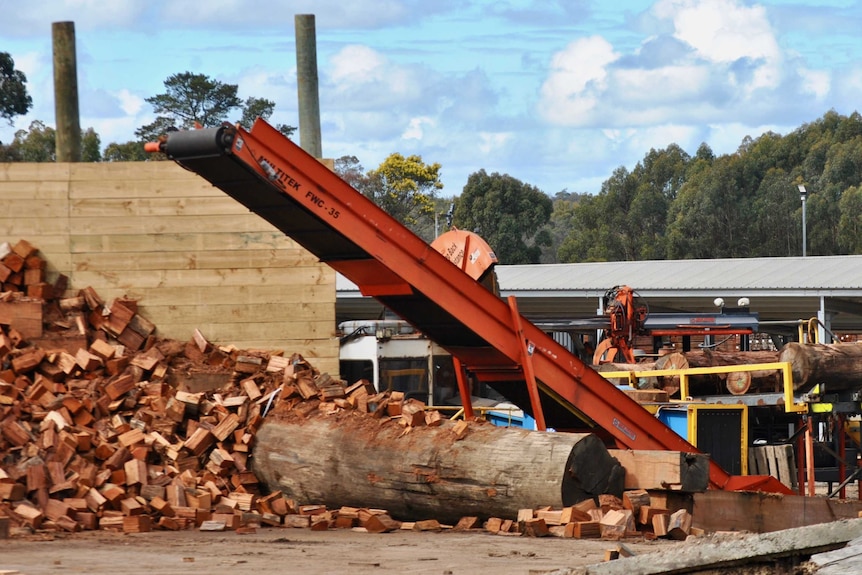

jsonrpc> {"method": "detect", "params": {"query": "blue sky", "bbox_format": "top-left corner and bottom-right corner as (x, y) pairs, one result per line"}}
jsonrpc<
(1, 0), (861, 197)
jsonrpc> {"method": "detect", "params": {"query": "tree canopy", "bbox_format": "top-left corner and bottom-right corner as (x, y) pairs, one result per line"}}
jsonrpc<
(363, 153), (444, 239)
(0, 52), (32, 126)
(87, 72), (295, 161)
(0, 121), (101, 162)
(454, 169), (552, 264)
(553, 110), (862, 261)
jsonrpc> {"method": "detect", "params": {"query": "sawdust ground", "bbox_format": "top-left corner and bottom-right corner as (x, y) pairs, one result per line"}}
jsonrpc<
(0, 527), (687, 575)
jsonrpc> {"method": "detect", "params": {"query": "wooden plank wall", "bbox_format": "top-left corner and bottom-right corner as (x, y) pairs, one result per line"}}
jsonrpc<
(0, 161), (338, 374)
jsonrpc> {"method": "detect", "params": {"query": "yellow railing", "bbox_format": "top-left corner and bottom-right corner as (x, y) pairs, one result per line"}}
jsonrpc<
(600, 361), (807, 414)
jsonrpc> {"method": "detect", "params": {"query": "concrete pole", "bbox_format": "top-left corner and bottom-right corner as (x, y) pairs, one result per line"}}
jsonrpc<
(52, 21), (81, 162)
(295, 14), (322, 158)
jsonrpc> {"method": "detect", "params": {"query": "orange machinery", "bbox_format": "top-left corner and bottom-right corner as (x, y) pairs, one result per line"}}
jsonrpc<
(146, 119), (789, 494)
(592, 285), (760, 364)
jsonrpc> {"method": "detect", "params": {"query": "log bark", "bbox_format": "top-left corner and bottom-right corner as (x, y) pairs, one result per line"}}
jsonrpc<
(779, 342), (862, 392)
(252, 412), (624, 523)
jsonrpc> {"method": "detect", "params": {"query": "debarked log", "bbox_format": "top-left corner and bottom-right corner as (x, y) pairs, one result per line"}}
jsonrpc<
(600, 350), (785, 396)
(252, 413), (624, 523)
(779, 342), (862, 392)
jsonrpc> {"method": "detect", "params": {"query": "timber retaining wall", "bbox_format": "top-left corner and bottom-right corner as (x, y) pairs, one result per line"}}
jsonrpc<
(0, 161), (338, 374)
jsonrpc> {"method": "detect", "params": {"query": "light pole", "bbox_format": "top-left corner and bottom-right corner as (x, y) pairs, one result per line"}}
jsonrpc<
(798, 184), (807, 257)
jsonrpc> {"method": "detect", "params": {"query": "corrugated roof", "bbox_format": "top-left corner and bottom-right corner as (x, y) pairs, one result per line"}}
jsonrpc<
(495, 255), (862, 292)
(336, 255), (862, 331)
(337, 255), (862, 293)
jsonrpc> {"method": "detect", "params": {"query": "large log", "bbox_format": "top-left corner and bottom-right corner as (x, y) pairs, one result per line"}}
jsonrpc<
(596, 353), (689, 394)
(602, 350), (786, 396)
(779, 342), (862, 392)
(684, 349), (782, 395)
(252, 412), (625, 523)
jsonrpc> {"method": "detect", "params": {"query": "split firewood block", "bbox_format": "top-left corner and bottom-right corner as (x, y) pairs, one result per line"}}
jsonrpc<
(44, 499), (73, 522)
(599, 494), (624, 512)
(413, 519), (442, 532)
(124, 459), (148, 487)
(75, 348), (103, 372)
(623, 489), (651, 516)
(184, 427), (214, 456)
(364, 513), (400, 533)
(568, 521), (602, 539)
(639, 505), (669, 526)
(522, 518), (550, 537)
(452, 420), (469, 440)
(667, 509), (692, 540)
(452, 516), (480, 531)
(536, 509), (564, 526)
(400, 400), (426, 427)
(187, 490), (212, 510)
(118, 428), (146, 448)
(652, 512), (669, 537)
(13, 502), (43, 528)
(89, 338), (116, 361)
(285, 514), (311, 528)
(123, 515), (151, 533)
(120, 497), (144, 516)
(599, 509), (634, 539)
(0, 481), (26, 501)
(485, 517), (503, 534)
(241, 378), (262, 401)
(77, 512), (98, 531)
(158, 516), (182, 531)
(335, 515), (358, 529)
(104, 374), (136, 400)
(234, 355), (263, 374)
(199, 520), (227, 532)
(425, 409), (442, 427)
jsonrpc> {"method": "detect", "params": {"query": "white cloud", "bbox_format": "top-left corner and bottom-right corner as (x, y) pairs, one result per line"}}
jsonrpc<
(654, 0), (782, 93)
(115, 89), (145, 116)
(477, 131), (512, 155)
(0, 0), (148, 36)
(797, 68), (831, 100)
(538, 0), (796, 130)
(402, 116), (435, 140)
(539, 36), (619, 125)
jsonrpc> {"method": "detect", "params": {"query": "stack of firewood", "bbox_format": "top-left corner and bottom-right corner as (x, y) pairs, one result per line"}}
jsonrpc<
(0, 239), (59, 301)
(1, 238), (697, 539)
(480, 492), (693, 540)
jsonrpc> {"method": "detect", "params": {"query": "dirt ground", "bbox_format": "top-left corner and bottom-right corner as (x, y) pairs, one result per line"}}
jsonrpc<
(0, 527), (688, 575)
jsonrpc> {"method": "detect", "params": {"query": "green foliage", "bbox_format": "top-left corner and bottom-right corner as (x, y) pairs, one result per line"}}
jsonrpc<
(334, 155), (368, 190)
(0, 52), (32, 125)
(103, 141), (148, 162)
(454, 170), (552, 264)
(0, 121), (104, 162)
(240, 97), (296, 138)
(364, 153), (443, 238)
(107, 73), (297, 161)
(82, 128), (101, 162)
(559, 144), (689, 261)
(2, 120), (55, 161)
(146, 72), (241, 129)
(558, 110), (862, 261)
(838, 186), (862, 252)
(539, 190), (584, 263)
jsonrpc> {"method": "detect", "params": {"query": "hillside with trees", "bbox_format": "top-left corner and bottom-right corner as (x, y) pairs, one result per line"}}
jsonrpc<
(552, 111), (862, 262)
